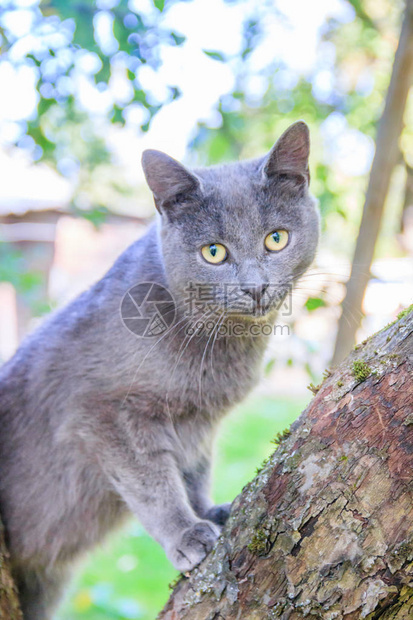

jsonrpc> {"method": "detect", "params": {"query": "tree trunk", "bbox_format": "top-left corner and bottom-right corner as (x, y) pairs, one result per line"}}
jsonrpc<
(0, 516), (22, 619)
(400, 160), (413, 235)
(332, 0), (413, 366)
(160, 307), (413, 620)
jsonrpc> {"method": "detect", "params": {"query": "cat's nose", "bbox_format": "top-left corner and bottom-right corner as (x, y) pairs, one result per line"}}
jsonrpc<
(241, 283), (269, 303)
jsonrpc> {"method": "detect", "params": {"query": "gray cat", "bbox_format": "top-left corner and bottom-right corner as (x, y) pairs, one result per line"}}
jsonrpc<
(0, 121), (319, 619)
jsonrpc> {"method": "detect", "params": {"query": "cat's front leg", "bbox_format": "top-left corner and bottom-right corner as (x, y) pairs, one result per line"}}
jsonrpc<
(184, 455), (232, 527)
(89, 418), (220, 572)
(204, 503), (232, 527)
(15, 566), (66, 620)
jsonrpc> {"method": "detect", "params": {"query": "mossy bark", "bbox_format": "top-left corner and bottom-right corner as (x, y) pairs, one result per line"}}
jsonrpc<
(160, 310), (413, 619)
(0, 517), (22, 619)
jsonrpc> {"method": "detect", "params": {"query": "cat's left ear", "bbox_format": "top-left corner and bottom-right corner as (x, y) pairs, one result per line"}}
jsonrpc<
(142, 149), (201, 211)
(263, 121), (310, 186)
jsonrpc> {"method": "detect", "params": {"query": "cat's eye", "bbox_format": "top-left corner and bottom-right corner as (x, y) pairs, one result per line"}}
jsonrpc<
(201, 243), (227, 264)
(265, 230), (289, 252)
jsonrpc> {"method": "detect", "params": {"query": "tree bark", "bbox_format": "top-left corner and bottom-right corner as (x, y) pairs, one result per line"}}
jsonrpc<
(0, 516), (22, 620)
(332, 0), (413, 366)
(160, 307), (413, 619)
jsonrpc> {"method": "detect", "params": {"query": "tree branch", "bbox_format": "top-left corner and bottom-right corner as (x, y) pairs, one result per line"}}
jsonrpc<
(160, 307), (413, 619)
(0, 516), (22, 620)
(332, 0), (413, 365)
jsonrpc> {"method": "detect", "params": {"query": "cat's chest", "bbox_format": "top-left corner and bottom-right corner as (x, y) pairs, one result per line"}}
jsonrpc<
(158, 332), (266, 414)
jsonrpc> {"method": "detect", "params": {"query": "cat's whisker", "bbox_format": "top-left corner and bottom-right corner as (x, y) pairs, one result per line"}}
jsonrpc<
(198, 310), (229, 408)
(289, 289), (363, 330)
(120, 310), (192, 411)
(164, 307), (217, 420)
(157, 308), (214, 444)
(209, 311), (227, 382)
(197, 313), (223, 412)
(296, 272), (371, 284)
(292, 262), (373, 281)
(292, 283), (366, 318)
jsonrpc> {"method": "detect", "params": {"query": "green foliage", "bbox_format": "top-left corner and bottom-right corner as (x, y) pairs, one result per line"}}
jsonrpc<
(255, 455), (270, 475)
(202, 50), (226, 62)
(264, 358), (275, 376)
(397, 304), (413, 321)
(190, 0), (404, 258)
(247, 527), (268, 555)
(153, 0), (165, 12)
(352, 359), (372, 383)
(0, 0), (185, 168)
(271, 427), (291, 446)
(305, 297), (327, 312)
(307, 382), (321, 395)
(0, 245), (42, 293)
(73, 205), (111, 229)
(0, 243), (52, 321)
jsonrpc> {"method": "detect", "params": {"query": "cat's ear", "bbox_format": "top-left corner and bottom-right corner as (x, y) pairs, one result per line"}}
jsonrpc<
(142, 149), (200, 210)
(263, 121), (310, 186)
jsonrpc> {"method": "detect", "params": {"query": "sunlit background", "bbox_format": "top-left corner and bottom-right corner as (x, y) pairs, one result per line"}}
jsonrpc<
(1, 0), (413, 617)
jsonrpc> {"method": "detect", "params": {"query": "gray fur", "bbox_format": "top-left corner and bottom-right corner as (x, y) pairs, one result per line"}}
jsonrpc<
(0, 121), (319, 619)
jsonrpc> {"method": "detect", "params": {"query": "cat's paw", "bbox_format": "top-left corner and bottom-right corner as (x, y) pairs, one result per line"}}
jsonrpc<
(167, 521), (220, 572)
(205, 503), (232, 527)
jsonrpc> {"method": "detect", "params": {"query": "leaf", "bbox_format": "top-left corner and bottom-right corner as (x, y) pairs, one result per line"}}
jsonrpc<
(133, 89), (148, 105)
(203, 50), (226, 62)
(169, 86), (181, 100)
(37, 98), (55, 116)
(148, 104), (162, 118)
(26, 124), (56, 158)
(27, 54), (42, 67)
(265, 358), (275, 376)
(71, 9), (96, 51)
(171, 32), (186, 46)
(153, 0), (165, 11)
(305, 297), (327, 312)
(241, 46), (253, 60)
(111, 106), (125, 125)
(72, 205), (110, 229)
(95, 57), (111, 84)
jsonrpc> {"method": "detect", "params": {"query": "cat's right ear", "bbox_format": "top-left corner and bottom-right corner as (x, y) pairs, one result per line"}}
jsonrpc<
(262, 121), (310, 188)
(141, 150), (200, 211)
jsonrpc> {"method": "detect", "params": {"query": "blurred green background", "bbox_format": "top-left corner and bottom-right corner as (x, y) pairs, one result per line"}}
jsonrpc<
(0, 0), (412, 617)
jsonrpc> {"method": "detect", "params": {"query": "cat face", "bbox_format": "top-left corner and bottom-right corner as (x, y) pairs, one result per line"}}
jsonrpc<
(142, 122), (319, 319)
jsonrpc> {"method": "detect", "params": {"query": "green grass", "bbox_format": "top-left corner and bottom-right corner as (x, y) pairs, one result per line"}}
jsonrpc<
(57, 394), (308, 620)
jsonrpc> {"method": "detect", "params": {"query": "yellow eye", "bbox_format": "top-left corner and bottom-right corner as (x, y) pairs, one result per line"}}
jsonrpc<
(201, 243), (227, 264)
(265, 230), (289, 252)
